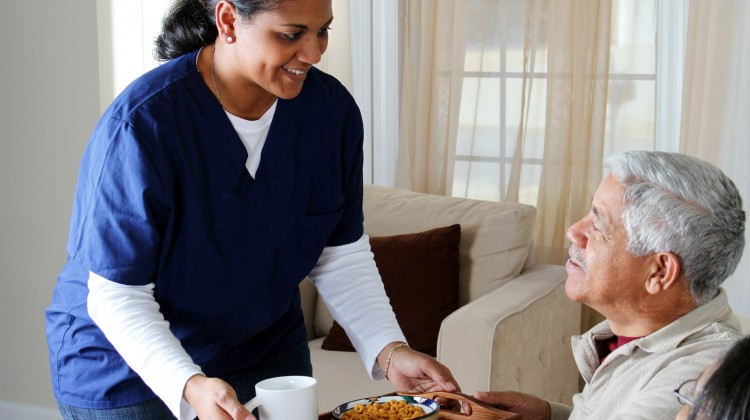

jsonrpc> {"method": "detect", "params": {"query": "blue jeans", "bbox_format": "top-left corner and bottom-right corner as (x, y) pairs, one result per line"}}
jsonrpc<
(57, 342), (312, 420)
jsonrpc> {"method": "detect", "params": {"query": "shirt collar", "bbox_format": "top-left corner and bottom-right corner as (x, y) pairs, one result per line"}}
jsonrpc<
(636, 288), (739, 353)
(582, 288), (739, 354)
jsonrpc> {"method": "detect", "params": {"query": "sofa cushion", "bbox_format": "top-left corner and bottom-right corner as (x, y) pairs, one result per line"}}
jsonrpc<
(321, 224), (461, 356)
(362, 184), (536, 305)
(312, 185), (537, 337)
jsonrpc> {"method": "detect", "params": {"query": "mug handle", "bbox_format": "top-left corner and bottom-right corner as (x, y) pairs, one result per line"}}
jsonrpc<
(244, 395), (263, 412)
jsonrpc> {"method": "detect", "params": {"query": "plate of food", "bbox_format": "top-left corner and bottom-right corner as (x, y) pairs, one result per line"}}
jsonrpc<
(331, 395), (439, 419)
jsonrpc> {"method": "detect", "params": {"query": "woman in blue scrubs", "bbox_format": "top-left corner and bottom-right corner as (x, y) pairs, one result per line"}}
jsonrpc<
(45, 0), (459, 419)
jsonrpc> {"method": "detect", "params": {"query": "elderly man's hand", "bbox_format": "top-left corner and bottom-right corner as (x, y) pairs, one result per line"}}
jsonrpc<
(472, 390), (551, 420)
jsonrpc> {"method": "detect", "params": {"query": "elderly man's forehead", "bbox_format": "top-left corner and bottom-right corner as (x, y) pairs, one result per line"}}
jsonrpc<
(591, 175), (628, 224)
(593, 175), (626, 205)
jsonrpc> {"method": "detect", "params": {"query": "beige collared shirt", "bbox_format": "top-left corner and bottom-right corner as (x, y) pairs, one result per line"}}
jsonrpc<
(550, 289), (741, 420)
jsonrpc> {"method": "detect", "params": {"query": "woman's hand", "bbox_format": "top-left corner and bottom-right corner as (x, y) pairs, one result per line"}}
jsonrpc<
(183, 374), (255, 420)
(472, 390), (551, 420)
(377, 342), (459, 394)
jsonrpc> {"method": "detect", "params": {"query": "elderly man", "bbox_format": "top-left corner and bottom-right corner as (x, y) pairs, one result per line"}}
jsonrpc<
(473, 151), (745, 419)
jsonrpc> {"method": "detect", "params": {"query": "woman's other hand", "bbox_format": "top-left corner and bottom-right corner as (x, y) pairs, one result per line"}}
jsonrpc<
(377, 342), (459, 394)
(183, 374), (255, 420)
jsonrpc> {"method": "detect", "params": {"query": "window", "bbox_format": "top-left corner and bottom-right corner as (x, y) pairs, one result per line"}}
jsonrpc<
(452, 0), (659, 205)
(97, 0), (171, 111)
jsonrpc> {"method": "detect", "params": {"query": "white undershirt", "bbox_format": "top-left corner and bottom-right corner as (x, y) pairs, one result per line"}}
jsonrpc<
(86, 106), (404, 420)
(225, 101), (276, 176)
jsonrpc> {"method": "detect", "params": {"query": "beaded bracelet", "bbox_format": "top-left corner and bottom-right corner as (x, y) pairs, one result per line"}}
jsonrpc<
(384, 343), (409, 381)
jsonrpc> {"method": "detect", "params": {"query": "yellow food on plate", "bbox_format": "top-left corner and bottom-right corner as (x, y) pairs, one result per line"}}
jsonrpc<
(340, 399), (425, 419)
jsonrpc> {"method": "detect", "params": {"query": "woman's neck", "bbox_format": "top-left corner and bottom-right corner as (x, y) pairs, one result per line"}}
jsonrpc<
(198, 45), (277, 121)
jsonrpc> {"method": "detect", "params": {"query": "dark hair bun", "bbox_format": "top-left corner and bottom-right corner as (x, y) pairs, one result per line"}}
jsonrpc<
(154, 0), (217, 60)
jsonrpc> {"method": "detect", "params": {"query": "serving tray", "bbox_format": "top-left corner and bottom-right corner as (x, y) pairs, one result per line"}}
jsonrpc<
(319, 391), (521, 420)
(399, 391), (521, 420)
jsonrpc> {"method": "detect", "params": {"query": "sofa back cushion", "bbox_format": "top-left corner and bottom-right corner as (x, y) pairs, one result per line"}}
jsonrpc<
(311, 185), (536, 338)
(320, 224), (461, 356)
(362, 184), (536, 305)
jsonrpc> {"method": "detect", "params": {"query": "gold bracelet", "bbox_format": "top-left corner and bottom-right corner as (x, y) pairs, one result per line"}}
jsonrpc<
(384, 343), (409, 381)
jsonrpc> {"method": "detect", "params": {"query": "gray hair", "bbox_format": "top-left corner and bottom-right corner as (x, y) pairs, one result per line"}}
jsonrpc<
(605, 151), (745, 305)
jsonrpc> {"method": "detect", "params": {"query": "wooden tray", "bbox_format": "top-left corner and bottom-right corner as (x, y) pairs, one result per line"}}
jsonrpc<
(400, 391), (521, 420)
(318, 391), (521, 420)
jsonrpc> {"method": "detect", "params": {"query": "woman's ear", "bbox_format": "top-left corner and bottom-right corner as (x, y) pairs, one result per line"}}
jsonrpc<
(215, 0), (238, 41)
(645, 252), (681, 294)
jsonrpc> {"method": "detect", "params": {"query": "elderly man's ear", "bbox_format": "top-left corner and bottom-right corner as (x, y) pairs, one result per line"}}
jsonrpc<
(645, 252), (682, 294)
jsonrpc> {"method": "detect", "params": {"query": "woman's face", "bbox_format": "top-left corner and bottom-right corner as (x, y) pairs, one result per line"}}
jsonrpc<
(229, 0), (333, 100)
(675, 360), (721, 420)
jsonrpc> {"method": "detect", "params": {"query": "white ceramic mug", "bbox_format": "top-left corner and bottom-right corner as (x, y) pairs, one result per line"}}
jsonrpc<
(244, 375), (318, 420)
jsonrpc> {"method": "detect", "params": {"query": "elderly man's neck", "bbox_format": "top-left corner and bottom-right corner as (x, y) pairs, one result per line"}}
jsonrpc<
(604, 293), (698, 337)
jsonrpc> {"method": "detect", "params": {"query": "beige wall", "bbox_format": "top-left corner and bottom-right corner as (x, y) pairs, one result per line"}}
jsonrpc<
(0, 0), (100, 410)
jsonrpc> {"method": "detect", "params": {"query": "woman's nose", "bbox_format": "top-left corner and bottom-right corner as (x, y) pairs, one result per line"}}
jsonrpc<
(298, 36), (324, 65)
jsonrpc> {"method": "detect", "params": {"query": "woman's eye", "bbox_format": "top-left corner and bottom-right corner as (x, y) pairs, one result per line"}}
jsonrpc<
(281, 32), (302, 41)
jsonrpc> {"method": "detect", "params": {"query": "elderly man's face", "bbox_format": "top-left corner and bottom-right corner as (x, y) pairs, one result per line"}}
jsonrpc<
(564, 174), (651, 315)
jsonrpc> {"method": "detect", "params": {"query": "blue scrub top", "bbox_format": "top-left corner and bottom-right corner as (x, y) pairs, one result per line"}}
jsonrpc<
(45, 48), (365, 409)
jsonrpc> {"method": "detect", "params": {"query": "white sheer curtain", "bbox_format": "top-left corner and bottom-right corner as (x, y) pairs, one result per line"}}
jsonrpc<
(396, 0), (468, 194)
(680, 0), (750, 316)
(531, 0), (612, 266)
(398, 0), (615, 266)
(315, 0), (353, 91)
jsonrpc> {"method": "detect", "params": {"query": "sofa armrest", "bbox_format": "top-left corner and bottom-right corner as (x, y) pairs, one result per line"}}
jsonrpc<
(437, 265), (580, 404)
(738, 313), (750, 334)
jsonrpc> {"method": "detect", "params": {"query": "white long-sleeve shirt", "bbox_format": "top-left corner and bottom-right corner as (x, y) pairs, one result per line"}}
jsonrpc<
(88, 235), (405, 420)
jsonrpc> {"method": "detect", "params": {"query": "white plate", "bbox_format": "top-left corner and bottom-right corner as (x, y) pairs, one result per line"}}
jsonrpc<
(331, 395), (439, 419)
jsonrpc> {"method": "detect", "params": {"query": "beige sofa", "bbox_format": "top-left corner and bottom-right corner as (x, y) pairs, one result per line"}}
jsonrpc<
(301, 184), (582, 412)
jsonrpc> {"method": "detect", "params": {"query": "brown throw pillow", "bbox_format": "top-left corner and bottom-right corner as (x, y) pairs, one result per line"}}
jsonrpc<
(321, 224), (461, 357)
